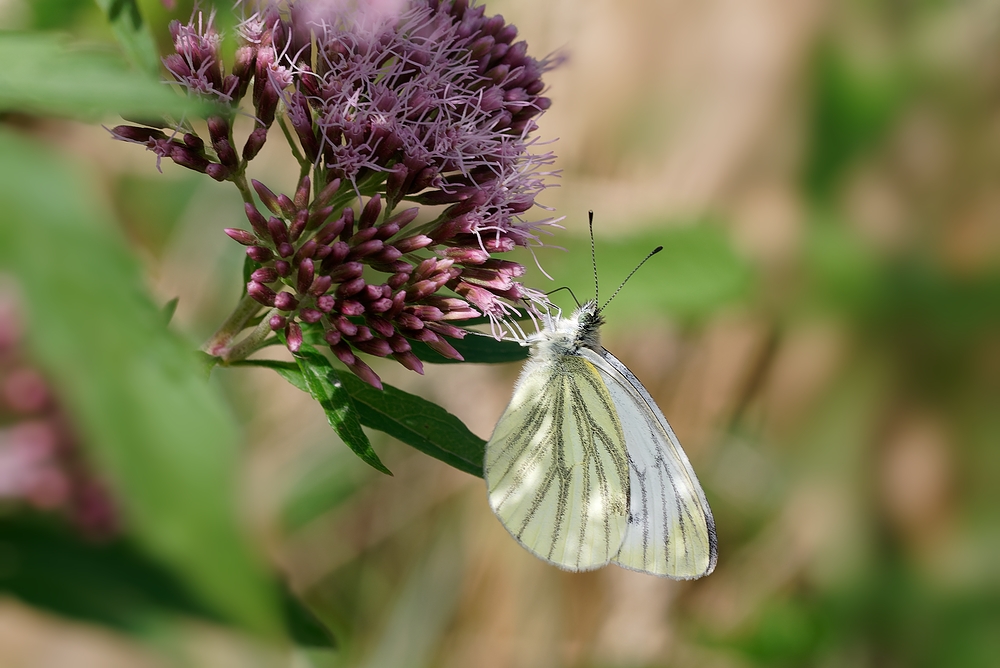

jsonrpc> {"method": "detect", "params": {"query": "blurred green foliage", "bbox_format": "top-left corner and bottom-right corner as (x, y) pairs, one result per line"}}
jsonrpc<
(530, 221), (754, 323)
(0, 129), (284, 637)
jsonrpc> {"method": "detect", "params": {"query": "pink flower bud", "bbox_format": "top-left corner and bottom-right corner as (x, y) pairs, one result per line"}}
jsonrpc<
(274, 292), (299, 311)
(354, 338), (392, 357)
(316, 294), (336, 312)
(285, 322), (303, 352)
(243, 127), (268, 160)
(300, 308), (323, 324)
(247, 246), (273, 262)
(347, 239), (384, 260)
(392, 351), (424, 375)
(250, 267), (278, 283)
(248, 281), (277, 306)
(297, 258), (315, 294)
(340, 300), (365, 316)
(252, 180), (282, 215)
(294, 175), (311, 210)
(310, 276), (335, 297)
(244, 203), (270, 238)
(224, 228), (256, 245)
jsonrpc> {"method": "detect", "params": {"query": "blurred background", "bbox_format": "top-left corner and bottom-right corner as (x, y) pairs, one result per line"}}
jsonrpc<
(2, 0), (999, 666)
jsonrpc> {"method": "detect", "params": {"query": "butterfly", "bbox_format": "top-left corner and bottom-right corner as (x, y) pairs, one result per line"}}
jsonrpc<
(484, 228), (717, 578)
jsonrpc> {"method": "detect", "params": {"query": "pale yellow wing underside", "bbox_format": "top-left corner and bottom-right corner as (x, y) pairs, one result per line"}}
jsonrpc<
(583, 347), (718, 579)
(485, 356), (630, 571)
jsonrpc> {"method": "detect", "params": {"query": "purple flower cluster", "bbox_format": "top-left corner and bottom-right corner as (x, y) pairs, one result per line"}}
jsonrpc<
(111, 0), (558, 387)
(0, 290), (118, 538)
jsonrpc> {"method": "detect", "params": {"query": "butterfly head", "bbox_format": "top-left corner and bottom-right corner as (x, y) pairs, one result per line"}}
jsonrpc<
(529, 300), (604, 358)
(573, 300), (605, 349)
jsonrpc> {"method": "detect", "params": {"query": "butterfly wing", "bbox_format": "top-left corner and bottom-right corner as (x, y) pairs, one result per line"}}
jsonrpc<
(583, 347), (718, 579)
(485, 354), (631, 571)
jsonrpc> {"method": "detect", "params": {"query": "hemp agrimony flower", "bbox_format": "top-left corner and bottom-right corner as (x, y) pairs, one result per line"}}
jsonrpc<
(110, 0), (559, 388)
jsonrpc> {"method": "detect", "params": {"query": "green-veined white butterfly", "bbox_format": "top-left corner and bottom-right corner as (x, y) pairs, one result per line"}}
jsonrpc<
(484, 223), (718, 578)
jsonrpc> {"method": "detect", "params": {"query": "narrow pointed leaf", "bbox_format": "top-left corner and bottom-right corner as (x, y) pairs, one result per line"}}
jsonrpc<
(292, 346), (392, 475)
(340, 373), (485, 477)
(235, 359), (485, 477)
(409, 333), (529, 365)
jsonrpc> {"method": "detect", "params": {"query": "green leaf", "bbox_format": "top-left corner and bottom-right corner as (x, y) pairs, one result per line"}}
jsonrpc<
(409, 332), (529, 365)
(236, 359), (308, 392)
(0, 33), (209, 119)
(235, 359), (486, 477)
(292, 346), (393, 475)
(162, 297), (179, 325)
(0, 515), (333, 647)
(93, 0), (161, 78)
(340, 373), (486, 477)
(0, 130), (280, 637)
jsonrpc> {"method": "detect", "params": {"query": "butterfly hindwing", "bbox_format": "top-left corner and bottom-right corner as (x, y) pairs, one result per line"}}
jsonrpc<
(485, 354), (631, 571)
(583, 347), (718, 579)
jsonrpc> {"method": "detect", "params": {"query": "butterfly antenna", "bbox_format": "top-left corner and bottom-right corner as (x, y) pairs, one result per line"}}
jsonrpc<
(546, 285), (581, 307)
(600, 245), (664, 312)
(589, 210), (599, 304)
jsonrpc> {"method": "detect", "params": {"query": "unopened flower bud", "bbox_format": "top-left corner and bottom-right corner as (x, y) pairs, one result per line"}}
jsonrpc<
(336, 277), (366, 298)
(285, 322), (303, 352)
(316, 294), (336, 311)
(251, 267), (278, 283)
(274, 292), (299, 311)
(224, 228), (256, 245)
(354, 338), (392, 357)
(248, 281), (277, 306)
(243, 127), (268, 160)
(310, 276), (334, 296)
(247, 246), (273, 262)
(206, 163), (229, 181)
(300, 308), (323, 324)
(366, 315), (395, 337)
(340, 300), (365, 316)
(393, 351), (424, 374)
(347, 239), (384, 260)
(314, 178), (343, 210)
(297, 258), (315, 294)
(359, 194), (382, 229)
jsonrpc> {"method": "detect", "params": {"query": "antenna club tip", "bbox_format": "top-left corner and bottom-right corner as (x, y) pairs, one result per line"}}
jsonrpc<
(652, 246), (664, 254)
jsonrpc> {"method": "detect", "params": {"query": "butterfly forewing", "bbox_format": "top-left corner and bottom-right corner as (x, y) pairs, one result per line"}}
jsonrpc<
(485, 355), (631, 571)
(583, 348), (718, 579)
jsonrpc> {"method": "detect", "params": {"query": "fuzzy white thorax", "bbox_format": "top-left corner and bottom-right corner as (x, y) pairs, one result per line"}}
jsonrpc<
(527, 300), (604, 360)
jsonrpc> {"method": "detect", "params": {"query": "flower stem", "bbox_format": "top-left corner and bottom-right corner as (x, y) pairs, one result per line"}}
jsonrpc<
(277, 115), (311, 180)
(232, 171), (255, 205)
(201, 293), (264, 359)
(222, 309), (278, 362)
